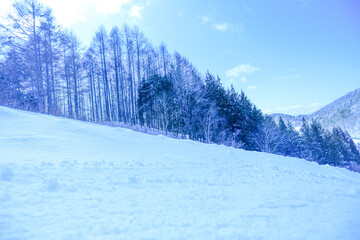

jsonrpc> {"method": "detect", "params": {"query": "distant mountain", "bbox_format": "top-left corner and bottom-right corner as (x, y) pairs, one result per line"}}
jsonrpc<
(272, 88), (360, 140)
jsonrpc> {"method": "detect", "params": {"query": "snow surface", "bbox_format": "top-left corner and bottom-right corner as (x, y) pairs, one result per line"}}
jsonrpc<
(1, 106), (360, 240)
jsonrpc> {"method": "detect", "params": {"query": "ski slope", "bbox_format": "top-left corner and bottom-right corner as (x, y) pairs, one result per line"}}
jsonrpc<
(1, 106), (360, 240)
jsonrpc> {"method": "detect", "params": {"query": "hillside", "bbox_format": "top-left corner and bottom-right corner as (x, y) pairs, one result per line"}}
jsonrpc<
(273, 88), (360, 140)
(1, 106), (360, 240)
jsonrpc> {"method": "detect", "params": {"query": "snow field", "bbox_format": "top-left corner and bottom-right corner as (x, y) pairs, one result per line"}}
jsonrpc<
(1, 106), (360, 240)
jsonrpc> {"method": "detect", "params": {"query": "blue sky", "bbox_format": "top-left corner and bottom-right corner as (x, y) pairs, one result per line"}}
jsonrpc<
(1, 0), (359, 115)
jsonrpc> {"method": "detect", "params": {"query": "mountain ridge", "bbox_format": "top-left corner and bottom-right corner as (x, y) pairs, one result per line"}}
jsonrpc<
(272, 87), (360, 140)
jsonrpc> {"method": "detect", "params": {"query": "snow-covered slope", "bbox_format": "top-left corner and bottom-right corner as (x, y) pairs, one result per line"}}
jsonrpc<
(1, 106), (360, 240)
(273, 87), (360, 140)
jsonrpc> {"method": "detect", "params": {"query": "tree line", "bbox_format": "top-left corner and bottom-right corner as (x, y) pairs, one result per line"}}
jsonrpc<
(1, 0), (359, 170)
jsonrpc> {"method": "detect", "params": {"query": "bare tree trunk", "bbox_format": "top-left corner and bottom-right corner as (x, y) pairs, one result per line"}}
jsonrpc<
(124, 25), (135, 125)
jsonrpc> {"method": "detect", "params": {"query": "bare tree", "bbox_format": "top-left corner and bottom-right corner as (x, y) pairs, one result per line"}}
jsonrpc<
(0, 0), (46, 111)
(109, 26), (126, 122)
(124, 25), (136, 125)
(69, 33), (82, 119)
(253, 115), (283, 153)
(41, 7), (58, 114)
(94, 26), (111, 121)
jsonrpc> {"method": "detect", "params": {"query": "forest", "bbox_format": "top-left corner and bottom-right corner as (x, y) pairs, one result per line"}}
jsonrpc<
(1, 0), (359, 169)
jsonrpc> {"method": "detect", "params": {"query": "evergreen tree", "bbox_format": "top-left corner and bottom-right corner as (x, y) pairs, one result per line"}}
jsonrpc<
(285, 121), (303, 158)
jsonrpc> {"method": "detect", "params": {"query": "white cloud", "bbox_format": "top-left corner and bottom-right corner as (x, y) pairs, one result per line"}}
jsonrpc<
(266, 102), (325, 115)
(307, 102), (321, 108)
(213, 22), (228, 31)
(275, 105), (304, 112)
(0, 0), (12, 19)
(225, 77), (257, 90)
(212, 22), (245, 33)
(201, 17), (244, 34)
(247, 85), (258, 90)
(201, 16), (211, 24)
(39, 0), (90, 26)
(225, 63), (259, 77)
(96, 0), (131, 15)
(37, 0), (135, 26)
(129, 5), (144, 19)
(262, 109), (272, 114)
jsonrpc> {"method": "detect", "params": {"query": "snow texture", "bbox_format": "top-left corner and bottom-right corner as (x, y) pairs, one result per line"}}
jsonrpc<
(1, 106), (360, 240)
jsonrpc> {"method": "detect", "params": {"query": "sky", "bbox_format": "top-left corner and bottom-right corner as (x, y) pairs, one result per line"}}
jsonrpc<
(0, 0), (359, 115)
